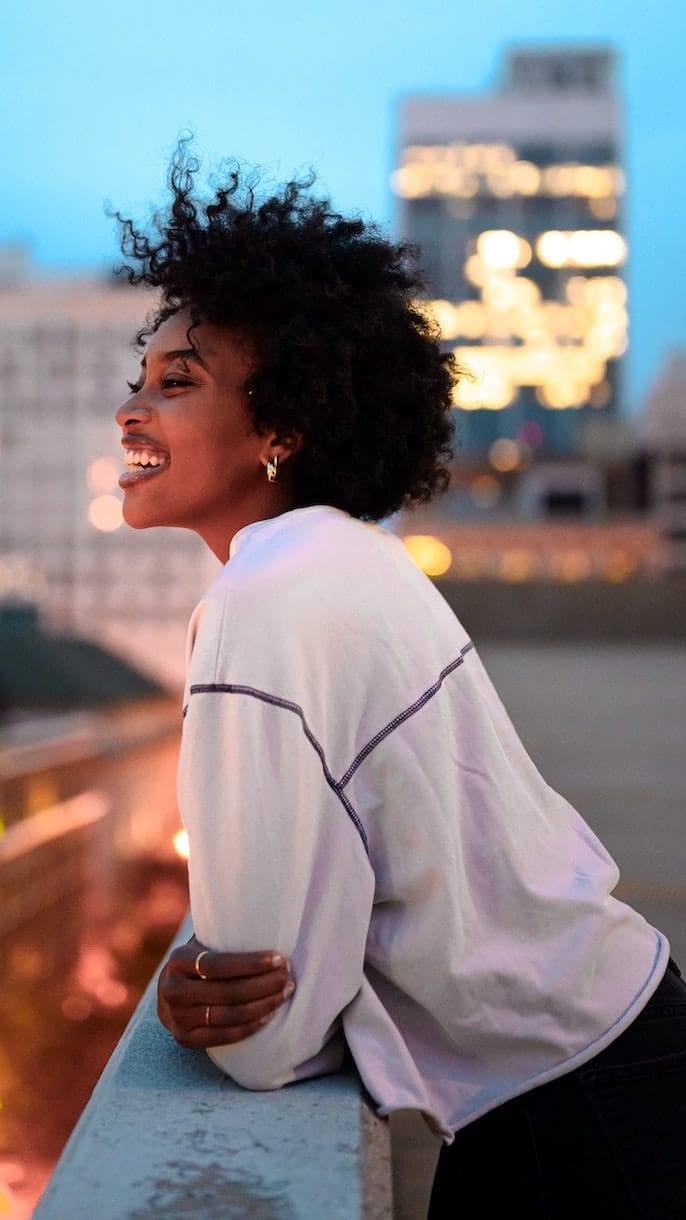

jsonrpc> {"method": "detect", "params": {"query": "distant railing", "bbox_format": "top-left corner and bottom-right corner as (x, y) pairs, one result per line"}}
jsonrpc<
(0, 701), (184, 976)
(34, 918), (393, 1220)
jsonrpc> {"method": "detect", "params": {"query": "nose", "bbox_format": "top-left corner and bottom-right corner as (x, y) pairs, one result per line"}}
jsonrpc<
(115, 396), (152, 429)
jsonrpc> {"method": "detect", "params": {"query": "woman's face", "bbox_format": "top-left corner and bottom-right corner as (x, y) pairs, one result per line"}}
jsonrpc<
(115, 310), (278, 556)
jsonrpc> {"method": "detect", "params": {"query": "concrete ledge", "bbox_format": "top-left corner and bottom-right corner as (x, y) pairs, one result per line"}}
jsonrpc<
(438, 578), (686, 641)
(35, 924), (392, 1219)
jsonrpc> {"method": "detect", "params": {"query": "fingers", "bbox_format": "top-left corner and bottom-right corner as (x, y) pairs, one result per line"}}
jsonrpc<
(156, 940), (296, 1050)
(174, 974), (288, 1004)
(170, 941), (287, 982)
(160, 981), (296, 1050)
(173, 1018), (272, 1049)
(160, 965), (290, 1010)
(194, 981), (296, 1032)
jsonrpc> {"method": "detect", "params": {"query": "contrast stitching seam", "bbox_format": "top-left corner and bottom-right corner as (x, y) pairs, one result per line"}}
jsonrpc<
(188, 683), (369, 855)
(188, 642), (475, 859)
(337, 642), (475, 789)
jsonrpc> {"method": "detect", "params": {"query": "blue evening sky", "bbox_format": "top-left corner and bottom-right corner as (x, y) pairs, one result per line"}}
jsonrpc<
(1, 0), (684, 410)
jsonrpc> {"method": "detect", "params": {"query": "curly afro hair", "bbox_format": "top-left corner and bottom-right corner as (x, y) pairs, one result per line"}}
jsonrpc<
(115, 141), (457, 521)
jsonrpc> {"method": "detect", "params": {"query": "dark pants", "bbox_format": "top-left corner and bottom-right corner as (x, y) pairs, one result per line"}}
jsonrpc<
(428, 960), (686, 1219)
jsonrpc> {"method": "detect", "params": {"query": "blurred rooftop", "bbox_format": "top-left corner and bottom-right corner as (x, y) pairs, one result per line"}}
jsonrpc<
(0, 603), (165, 718)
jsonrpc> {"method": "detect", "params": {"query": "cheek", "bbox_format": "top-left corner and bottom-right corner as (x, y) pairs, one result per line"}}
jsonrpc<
(201, 427), (261, 479)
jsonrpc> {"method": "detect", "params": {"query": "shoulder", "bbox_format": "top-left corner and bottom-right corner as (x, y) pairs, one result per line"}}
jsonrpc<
(233, 506), (394, 578)
(189, 505), (469, 686)
(218, 507), (415, 618)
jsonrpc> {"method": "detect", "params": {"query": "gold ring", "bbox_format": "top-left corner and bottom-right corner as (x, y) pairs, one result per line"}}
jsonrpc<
(205, 1005), (212, 1027)
(195, 950), (210, 980)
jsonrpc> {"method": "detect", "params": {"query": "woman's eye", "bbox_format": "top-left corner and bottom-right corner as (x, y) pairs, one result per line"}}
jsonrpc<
(161, 377), (193, 390)
(125, 375), (193, 394)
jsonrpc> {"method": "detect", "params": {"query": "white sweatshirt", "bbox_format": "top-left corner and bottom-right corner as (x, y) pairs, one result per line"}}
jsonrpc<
(178, 505), (668, 1140)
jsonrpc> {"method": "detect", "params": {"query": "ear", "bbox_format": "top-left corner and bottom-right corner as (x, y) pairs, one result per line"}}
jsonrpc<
(258, 430), (304, 470)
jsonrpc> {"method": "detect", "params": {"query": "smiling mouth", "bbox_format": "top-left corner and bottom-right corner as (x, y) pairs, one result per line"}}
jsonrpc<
(119, 448), (170, 487)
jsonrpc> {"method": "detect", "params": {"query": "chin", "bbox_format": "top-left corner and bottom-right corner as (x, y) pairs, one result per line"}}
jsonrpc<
(121, 501), (164, 531)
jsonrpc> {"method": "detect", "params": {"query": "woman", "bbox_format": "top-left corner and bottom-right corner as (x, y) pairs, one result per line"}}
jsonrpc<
(116, 146), (686, 1218)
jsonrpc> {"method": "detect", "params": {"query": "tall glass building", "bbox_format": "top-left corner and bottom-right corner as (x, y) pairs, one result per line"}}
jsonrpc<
(395, 47), (626, 459)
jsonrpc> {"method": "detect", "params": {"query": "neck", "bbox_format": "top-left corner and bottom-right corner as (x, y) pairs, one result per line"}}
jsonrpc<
(198, 484), (298, 563)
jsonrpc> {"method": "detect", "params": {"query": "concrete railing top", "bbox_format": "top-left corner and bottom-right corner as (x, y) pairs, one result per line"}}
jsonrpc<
(35, 920), (392, 1220)
(0, 698), (180, 783)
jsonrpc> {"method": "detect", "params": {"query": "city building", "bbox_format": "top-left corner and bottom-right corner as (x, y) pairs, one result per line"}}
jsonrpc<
(641, 349), (686, 574)
(394, 46), (627, 461)
(0, 256), (217, 687)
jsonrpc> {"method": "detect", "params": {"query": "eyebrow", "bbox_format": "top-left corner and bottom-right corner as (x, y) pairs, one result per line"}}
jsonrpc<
(141, 348), (209, 370)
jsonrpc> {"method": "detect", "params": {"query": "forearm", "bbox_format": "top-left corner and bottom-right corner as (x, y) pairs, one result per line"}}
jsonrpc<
(207, 1009), (347, 1090)
(180, 690), (374, 1088)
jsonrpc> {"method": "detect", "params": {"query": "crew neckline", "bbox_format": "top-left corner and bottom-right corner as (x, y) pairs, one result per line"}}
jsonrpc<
(228, 505), (347, 561)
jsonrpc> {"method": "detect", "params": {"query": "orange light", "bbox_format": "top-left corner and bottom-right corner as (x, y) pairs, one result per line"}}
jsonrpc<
(403, 535), (452, 577)
(552, 551), (593, 583)
(500, 550), (536, 582)
(604, 550), (637, 583)
(489, 439), (521, 472)
(470, 474), (501, 508)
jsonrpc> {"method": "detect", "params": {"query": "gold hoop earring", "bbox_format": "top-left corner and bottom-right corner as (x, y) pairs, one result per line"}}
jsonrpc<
(266, 455), (279, 483)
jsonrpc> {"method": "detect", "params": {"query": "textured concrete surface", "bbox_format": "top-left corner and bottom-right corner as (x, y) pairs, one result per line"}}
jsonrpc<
(35, 929), (391, 1220)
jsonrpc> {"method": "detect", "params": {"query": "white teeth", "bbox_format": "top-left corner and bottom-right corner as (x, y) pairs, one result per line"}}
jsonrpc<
(125, 449), (167, 469)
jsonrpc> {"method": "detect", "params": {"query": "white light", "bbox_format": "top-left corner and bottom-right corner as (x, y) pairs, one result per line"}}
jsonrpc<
(477, 231), (524, 270)
(536, 231), (570, 268)
(173, 829), (190, 861)
(453, 354), (514, 410)
(428, 299), (461, 340)
(87, 457), (120, 494)
(537, 231), (627, 269)
(569, 230), (627, 267)
(88, 495), (123, 532)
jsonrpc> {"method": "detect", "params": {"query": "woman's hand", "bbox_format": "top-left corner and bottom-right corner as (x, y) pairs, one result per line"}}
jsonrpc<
(157, 934), (295, 1049)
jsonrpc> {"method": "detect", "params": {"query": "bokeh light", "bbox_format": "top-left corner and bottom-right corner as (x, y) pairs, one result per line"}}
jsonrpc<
(470, 474), (502, 508)
(551, 550), (593, 582)
(87, 495), (124, 532)
(500, 549), (537, 582)
(403, 535), (453, 577)
(173, 829), (190, 861)
(86, 457), (120, 494)
(489, 439), (522, 472)
(61, 995), (94, 1022)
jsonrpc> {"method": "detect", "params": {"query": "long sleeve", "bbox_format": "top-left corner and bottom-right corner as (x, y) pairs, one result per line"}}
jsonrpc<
(178, 612), (375, 1090)
(177, 505), (667, 1134)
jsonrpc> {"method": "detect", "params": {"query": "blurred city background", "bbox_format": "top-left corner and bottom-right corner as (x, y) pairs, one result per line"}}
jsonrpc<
(1, 2), (685, 1216)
